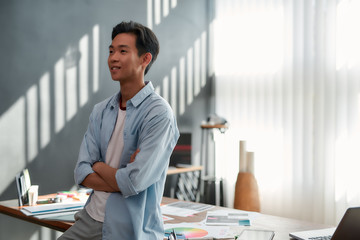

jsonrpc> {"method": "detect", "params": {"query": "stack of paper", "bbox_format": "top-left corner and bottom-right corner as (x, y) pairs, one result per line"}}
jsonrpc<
(161, 201), (214, 217)
(21, 202), (85, 222)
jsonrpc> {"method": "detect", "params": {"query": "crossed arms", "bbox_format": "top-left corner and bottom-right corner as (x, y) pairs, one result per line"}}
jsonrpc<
(81, 149), (139, 193)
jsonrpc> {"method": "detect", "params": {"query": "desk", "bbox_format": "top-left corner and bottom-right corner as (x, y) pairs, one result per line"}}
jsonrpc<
(1, 196), (331, 239)
(167, 165), (203, 175)
(0, 194), (72, 232)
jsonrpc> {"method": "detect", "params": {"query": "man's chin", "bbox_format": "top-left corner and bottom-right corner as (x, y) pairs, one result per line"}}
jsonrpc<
(111, 78), (121, 82)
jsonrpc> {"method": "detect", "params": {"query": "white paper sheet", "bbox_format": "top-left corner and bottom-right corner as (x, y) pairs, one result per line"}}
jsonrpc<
(161, 201), (214, 217)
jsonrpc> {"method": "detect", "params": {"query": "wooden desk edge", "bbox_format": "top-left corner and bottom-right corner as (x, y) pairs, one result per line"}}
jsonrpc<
(167, 165), (203, 175)
(201, 124), (228, 129)
(0, 201), (71, 232)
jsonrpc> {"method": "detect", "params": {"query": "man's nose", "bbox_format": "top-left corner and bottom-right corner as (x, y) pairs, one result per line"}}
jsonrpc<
(109, 52), (119, 62)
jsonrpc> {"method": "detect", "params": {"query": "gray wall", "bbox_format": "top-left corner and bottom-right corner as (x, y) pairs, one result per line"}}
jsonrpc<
(0, 0), (215, 239)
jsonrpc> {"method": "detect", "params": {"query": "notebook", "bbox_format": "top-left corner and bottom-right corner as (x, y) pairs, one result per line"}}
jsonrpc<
(289, 207), (360, 240)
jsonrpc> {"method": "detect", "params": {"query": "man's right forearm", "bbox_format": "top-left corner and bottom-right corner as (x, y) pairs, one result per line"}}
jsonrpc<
(81, 172), (118, 192)
(80, 149), (139, 193)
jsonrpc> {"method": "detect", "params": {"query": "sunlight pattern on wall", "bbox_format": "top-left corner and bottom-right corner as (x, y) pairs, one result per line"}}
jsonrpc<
(0, 24), (100, 196)
(26, 85), (38, 161)
(55, 58), (65, 133)
(154, 31), (208, 117)
(79, 35), (89, 107)
(65, 57), (78, 121)
(147, 0), (178, 29)
(40, 72), (51, 149)
(146, 0), (209, 118)
(0, 97), (26, 194)
(93, 25), (100, 93)
(179, 57), (186, 115)
(186, 47), (194, 105)
(162, 76), (169, 102)
(170, 67), (177, 117)
(147, 0), (209, 119)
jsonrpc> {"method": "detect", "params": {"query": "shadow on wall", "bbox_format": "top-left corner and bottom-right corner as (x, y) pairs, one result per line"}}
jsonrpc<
(0, 22), (101, 199)
(0, 0), (214, 238)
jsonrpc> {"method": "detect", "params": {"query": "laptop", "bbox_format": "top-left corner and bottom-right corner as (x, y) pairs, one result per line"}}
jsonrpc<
(289, 207), (360, 240)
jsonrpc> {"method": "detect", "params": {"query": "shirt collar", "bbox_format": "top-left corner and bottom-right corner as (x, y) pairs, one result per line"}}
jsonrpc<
(129, 81), (154, 107)
(110, 81), (154, 109)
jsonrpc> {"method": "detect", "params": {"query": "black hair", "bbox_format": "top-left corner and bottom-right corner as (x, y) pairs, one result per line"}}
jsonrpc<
(111, 21), (160, 75)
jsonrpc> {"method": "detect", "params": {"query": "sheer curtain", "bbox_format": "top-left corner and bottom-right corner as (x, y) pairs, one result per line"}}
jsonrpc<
(213, 0), (360, 225)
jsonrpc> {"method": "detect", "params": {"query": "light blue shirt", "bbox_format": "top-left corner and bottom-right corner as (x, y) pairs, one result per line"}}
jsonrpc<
(74, 81), (179, 239)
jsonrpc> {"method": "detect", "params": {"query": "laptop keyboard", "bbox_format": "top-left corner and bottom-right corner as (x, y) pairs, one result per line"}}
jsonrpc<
(309, 236), (332, 240)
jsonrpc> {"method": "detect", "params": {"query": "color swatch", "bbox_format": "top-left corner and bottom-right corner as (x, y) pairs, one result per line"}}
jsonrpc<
(165, 227), (208, 238)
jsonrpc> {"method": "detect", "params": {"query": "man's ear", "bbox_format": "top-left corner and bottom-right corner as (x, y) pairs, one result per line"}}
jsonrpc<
(142, 52), (152, 67)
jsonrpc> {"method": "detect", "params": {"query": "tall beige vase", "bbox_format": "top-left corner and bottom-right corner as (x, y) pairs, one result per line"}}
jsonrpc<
(234, 172), (260, 212)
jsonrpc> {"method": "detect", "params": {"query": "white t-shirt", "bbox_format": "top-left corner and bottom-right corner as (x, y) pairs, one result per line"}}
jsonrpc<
(85, 108), (126, 222)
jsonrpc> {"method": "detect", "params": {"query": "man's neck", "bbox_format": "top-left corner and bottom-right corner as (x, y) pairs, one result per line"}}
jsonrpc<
(119, 80), (146, 108)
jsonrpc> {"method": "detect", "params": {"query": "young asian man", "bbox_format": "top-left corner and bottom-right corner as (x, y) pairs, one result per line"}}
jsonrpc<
(58, 20), (179, 240)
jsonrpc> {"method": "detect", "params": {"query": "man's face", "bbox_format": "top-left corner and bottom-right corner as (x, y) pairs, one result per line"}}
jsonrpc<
(108, 33), (144, 83)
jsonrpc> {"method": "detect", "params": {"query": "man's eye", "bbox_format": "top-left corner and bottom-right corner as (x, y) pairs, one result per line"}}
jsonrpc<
(109, 50), (113, 54)
(121, 50), (127, 53)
